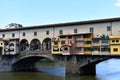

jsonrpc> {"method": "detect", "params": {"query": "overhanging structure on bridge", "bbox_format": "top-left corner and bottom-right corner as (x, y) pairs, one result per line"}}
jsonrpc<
(0, 17), (120, 75)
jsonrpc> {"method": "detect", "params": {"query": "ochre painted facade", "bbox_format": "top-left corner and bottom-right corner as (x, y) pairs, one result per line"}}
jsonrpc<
(110, 36), (120, 55)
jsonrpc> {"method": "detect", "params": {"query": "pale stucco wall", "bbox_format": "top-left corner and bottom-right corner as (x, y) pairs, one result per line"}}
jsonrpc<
(0, 20), (120, 44)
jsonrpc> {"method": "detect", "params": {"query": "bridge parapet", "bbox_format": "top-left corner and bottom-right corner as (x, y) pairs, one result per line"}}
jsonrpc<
(20, 50), (51, 53)
(19, 50), (51, 56)
(15, 50), (54, 61)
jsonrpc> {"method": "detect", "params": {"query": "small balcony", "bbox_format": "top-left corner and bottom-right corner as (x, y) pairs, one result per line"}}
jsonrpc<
(100, 51), (110, 55)
(75, 44), (84, 47)
(101, 39), (109, 46)
(62, 51), (70, 55)
(101, 43), (109, 46)
(84, 38), (92, 41)
(76, 51), (84, 55)
(84, 44), (92, 47)
(92, 51), (100, 55)
(84, 51), (91, 54)
(76, 38), (84, 41)
(92, 43), (101, 46)
(59, 38), (66, 41)
(67, 38), (74, 41)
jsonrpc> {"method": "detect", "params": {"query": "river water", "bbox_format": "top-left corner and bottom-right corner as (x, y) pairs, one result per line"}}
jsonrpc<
(0, 59), (120, 80)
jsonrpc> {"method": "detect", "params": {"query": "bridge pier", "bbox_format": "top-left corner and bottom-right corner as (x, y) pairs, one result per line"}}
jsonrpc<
(53, 55), (65, 67)
(79, 63), (96, 75)
(65, 55), (97, 75)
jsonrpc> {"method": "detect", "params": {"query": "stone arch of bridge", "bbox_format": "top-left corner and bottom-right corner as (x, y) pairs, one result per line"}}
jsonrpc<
(78, 56), (110, 75)
(12, 55), (54, 71)
(42, 38), (51, 51)
(30, 38), (41, 51)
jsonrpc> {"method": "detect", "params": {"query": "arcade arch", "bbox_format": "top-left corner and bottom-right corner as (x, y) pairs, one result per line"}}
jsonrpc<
(20, 39), (29, 51)
(30, 38), (41, 51)
(42, 38), (51, 51)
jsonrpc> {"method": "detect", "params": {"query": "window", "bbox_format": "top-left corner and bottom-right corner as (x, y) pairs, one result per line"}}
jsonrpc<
(76, 35), (83, 38)
(5, 42), (8, 45)
(61, 41), (65, 44)
(64, 47), (68, 50)
(74, 28), (78, 33)
(9, 43), (14, 46)
(2, 34), (5, 38)
(90, 27), (94, 33)
(23, 32), (26, 36)
(53, 47), (59, 51)
(101, 48), (109, 52)
(84, 34), (90, 38)
(94, 48), (99, 51)
(54, 41), (58, 45)
(112, 40), (115, 43)
(34, 32), (37, 36)
(60, 36), (66, 38)
(113, 48), (118, 52)
(75, 47), (83, 51)
(84, 41), (91, 44)
(75, 41), (83, 44)
(12, 33), (15, 37)
(59, 30), (63, 34)
(107, 26), (111, 31)
(68, 36), (72, 39)
(84, 48), (90, 51)
(46, 31), (49, 35)
(101, 39), (109, 43)
(116, 40), (119, 43)
(93, 40), (99, 43)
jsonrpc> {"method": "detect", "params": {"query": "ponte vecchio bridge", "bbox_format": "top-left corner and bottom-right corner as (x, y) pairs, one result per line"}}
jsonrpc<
(0, 18), (120, 75)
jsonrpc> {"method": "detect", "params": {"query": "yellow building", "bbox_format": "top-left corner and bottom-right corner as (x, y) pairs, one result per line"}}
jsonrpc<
(109, 36), (120, 55)
(83, 33), (93, 54)
(51, 38), (62, 54)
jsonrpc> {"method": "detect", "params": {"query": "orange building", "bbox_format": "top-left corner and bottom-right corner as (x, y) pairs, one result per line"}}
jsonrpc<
(51, 33), (93, 55)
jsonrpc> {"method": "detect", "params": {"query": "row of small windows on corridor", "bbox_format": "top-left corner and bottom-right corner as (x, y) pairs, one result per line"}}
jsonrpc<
(89, 26), (111, 33)
(59, 26), (111, 34)
(59, 29), (77, 34)
(1, 26), (111, 38)
(2, 33), (17, 38)
(1, 31), (50, 38)
(1, 30), (67, 38)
